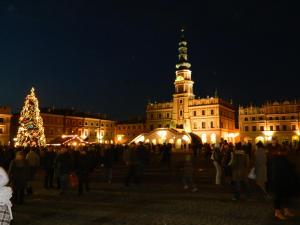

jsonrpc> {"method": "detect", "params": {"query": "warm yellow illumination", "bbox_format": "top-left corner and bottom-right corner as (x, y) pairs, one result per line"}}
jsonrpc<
(117, 135), (124, 142)
(255, 136), (264, 143)
(201, 133), (207, 143)
(157, 130), (167, 139)
(210, 133), (216, 143)
(175, 75), (184, 81)
(135, 135), (145, 143)
(228, 133), (239, 138)
(263, 131), (274, 137)
(182, 135), (190, 142)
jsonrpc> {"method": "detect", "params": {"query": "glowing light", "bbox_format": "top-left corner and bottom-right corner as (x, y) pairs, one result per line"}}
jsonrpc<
(201, 133), (207, 143)
(263, 131), (274, 137)
(15, 87), (46, 147)
(210, 133), (216, 143)
(175, 76), (184, 81)
(182, 135), (190, 142)
(255, 136), (264, 143)
(73, 142), (77, 146)
(117, 135), (124, 142)
(157, 130), (167, 139)
(134, 135), (145, 143)
(228, 133), (239, 138)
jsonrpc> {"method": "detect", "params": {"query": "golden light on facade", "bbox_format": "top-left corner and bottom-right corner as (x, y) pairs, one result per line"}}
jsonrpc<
(210, 133), (216, 143)
(182, 135), (190, 142)
(263, 131), (274, 137)
(201, 133), (207, 143)
(157, 130), (167, 139)
(116, 134), (124, 142)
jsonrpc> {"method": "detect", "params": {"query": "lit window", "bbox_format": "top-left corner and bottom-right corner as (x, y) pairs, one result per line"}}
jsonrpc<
(193, 122), (198, 129)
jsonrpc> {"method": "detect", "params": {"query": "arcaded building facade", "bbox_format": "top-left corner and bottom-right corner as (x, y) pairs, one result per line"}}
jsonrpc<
(239, 101), (300, 144)
(146, 30), (238, 144)
(0, 106), (12, 145)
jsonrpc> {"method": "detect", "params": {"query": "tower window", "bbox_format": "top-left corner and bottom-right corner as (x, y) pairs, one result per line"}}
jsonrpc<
(193, 111), (196, 116)
(211, 110), (214, 115)
(179, 99), (183, 104)
(180, 110), (183, 116)
(202, 110), (205, 115)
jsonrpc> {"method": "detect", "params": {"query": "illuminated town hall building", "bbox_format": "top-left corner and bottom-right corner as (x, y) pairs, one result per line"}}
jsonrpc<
(146, 30), (238, 144)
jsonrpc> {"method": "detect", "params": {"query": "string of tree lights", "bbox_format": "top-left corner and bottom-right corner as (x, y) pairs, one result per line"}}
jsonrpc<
(15, 87), (46, 147)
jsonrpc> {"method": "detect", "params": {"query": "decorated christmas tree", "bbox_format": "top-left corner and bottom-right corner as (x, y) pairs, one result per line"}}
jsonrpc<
(15, 87), (46, 147)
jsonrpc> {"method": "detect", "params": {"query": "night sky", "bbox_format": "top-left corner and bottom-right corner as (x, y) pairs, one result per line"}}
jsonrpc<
(0, 0), (299, 120)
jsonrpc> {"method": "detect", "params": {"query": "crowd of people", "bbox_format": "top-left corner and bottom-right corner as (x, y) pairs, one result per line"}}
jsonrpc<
(0, 138), (299, 223)
(210, 138), (299, 220)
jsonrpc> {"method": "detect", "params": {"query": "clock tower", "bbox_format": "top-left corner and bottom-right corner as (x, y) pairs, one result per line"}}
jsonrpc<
(172, 29), (194, 132)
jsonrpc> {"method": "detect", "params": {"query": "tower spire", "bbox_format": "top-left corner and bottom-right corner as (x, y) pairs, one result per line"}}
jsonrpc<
(176, 28), (191, 70)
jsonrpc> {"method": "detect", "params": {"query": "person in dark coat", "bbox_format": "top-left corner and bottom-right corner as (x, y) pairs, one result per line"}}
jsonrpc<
(54, 148), (72, 195)
(8, 151), (30, 204)
(76, 150), (90, 196)
(124, 143), (139, 186)
(269, 139), (297, 220)
(102, 148), (113, 184)
(229, 143), (250, 201)
(43, 148), (56, 189)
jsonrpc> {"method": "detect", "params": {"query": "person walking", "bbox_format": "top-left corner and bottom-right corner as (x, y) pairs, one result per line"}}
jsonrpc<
(26, 149), (40, 195)
(180, 154), (198, 192)
(43, 148), (56, 189)
(229, 143), (250, 201)
(211, 143), (222, 185)
(8, 152), (30, 204)
(269, 139), (298, 220)
(0, 166), (13, 225)
(76, 150), (90, 196)
(254, 141), (269, 198)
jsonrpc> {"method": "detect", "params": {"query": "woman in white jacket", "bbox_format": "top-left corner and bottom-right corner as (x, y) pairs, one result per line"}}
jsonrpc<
(0, 167), (12, 225)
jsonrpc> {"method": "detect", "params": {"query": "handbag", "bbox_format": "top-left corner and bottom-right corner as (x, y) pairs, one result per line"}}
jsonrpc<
(69, 173), (79, 188)
(248, 167), (256, 180)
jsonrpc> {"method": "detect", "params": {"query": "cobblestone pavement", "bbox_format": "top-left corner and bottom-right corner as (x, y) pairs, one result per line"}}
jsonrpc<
(11, 159), (300, 225)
